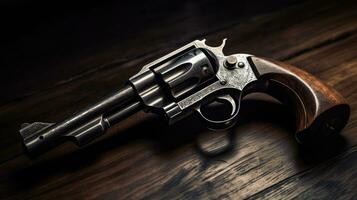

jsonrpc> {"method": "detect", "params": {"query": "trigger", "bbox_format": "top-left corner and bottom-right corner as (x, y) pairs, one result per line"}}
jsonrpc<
(196, 93), (241, 130)
(216, 94), (236, 116)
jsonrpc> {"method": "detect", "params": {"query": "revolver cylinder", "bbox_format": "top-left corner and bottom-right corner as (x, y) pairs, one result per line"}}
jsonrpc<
(154, 48), (216, 99)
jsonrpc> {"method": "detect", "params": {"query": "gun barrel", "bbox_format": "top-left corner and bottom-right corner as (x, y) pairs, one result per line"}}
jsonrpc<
(66, 100), (142, 146)
(20, 84), (142, 155)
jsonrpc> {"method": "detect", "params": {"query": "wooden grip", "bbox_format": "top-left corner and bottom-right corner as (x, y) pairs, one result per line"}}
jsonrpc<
(247, 56), (350, 144)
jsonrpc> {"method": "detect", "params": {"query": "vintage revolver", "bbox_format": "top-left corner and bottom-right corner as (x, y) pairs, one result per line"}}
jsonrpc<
(20, 39), (350, 156)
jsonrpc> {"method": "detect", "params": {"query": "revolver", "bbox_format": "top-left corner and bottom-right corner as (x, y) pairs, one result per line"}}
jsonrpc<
(20, 39), (350, 156)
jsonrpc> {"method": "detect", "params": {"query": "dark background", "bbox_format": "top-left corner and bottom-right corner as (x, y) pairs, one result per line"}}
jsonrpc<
(0, 0), (302, 105)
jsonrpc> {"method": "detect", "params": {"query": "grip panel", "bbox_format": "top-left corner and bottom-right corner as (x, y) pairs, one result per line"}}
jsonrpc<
(248, 56), (350, 144)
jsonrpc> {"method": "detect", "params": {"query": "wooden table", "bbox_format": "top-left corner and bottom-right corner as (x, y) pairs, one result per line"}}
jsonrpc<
(1, 0), (356, 199)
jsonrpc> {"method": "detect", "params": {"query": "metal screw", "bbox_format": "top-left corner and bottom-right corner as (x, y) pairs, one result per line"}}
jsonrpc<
(220, 80), (227, 85)
(225, 56), (237, 69)
(238, 62), (245, 68)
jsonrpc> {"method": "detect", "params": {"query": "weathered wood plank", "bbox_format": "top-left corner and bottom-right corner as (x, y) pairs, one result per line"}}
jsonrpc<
(246, 146), (357, 200)
(8, 35), (354, 200)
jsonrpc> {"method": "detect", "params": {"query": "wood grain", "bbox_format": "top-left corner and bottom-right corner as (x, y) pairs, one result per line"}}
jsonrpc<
(0, 0), (356, 199)
(246, 146), (357, 200)
(248, 56), (350, 144)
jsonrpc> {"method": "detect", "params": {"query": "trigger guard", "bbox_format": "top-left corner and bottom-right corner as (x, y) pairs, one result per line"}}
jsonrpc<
(196, 94), (241, 130)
